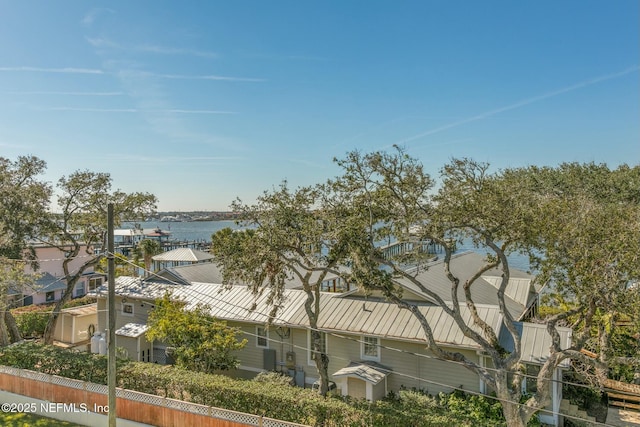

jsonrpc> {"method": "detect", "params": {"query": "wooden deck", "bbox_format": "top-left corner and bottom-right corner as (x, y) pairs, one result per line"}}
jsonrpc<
(606, 406), (640, 426)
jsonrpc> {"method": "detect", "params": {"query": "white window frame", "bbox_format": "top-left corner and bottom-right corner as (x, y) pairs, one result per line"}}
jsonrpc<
(122, 302), (134, 317)
(307, 330), (327, 366)
(361, 335), (380, 362)
(45, 291), (55, 302)
(88, 277), (103, 292)
(256, 326), (269, 348)
(73, 282), (85, 298)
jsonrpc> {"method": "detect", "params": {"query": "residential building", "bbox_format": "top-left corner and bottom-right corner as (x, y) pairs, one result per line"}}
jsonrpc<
(93, 252), (570, 426)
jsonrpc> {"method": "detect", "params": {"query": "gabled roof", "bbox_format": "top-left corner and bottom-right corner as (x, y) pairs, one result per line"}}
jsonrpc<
(333, 361), (391, 384)
(115, 323), (148, 338)
(152, 248), (214, 262)
(385, 252), (536, 320)
(499, 322), (572, 367)
(102, 277), (502, 350)
(154, 262), (225, 286)
(30, 272), (66, 293)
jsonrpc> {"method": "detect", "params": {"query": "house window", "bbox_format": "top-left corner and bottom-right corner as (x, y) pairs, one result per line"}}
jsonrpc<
(88, 277), (103, 292)
(45, 291), (55, 302)
(73, 282), (85, 298)
(308, 330), (327, 365)
(256, 326), (268, 348)
(524, 364), (540, 394)
(122, 303), (134, 316)
(361, 336), (380, 361)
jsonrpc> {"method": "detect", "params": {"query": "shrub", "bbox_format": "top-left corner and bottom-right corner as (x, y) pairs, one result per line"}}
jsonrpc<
(0, 342), (516, 427)
(11, 305), (51, 338)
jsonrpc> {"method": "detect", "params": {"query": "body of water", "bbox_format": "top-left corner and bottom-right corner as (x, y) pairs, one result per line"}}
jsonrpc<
(123, 220), (241, 243)
(124, 220), (532, 273)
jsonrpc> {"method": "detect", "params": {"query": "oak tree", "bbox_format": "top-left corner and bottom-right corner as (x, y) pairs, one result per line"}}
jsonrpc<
(41, 170), (157, 344)
(211, 183), (349, 395)
(0, 156), (51, 345)
(325, 148), (639, 427)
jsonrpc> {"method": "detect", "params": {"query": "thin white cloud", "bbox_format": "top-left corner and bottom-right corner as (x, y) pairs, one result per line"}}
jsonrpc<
(104, 154), (243, 163)
(81, 8), (115, 27)
(35, 107), (237, 114)
(392, 65), (640, 146)
(86, 37), (217, 59)
(242, 52), (329, 62)
(137, 45), (217, 59)
(158, 73), (264, 82)
(166, 109), (237, 114)
(0, 66), (103, 74)
(85, 37), (119, 49)
(7, 91), (124, 96)
(41, 107), (137, 113)
(112, 68), (263, 83)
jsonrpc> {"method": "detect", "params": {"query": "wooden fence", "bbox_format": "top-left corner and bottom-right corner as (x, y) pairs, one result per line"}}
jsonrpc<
(0, 366), (308, 427)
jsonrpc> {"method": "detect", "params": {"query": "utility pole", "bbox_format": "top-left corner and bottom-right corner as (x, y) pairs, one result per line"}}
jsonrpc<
(107, 203), (116, 427)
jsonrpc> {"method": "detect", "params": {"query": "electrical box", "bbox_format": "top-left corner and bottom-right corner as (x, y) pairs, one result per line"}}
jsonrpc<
(285, 351), (296, 369)
(263, 349), (276, 371)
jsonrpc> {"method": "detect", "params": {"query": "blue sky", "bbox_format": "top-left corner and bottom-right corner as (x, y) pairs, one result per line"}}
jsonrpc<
(1, 1), (638, 211)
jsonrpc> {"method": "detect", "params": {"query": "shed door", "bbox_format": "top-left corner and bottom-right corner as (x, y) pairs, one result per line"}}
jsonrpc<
(347, 377), (367, 399)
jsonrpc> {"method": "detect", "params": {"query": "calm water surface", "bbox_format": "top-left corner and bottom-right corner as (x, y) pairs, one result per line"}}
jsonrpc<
(124, 220), (532, 273)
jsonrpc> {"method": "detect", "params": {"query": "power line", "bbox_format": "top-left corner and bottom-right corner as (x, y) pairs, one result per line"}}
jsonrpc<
(100, 258), (611, 426)
(104, 254), (606, 393)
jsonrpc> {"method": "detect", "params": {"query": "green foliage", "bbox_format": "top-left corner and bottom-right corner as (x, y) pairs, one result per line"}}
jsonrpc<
(11, 298), (97, 338)
(135, 239), (162, 275)
(437, 391), (507, 427)
(10, 304), (50, 338)
(96, 252), (138, 277)
(146, 292), (247, 372)
(0, 342), (513, 427)
(41, 169), (157, 344)
(62, 296), (97, 308)
(0, 412), (85, 427)
(253, 370), (295, 387)
(0, 342), (127, 384)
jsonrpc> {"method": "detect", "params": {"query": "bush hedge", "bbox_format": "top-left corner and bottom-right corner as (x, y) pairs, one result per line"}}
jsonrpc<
(0, 342), (510, 426)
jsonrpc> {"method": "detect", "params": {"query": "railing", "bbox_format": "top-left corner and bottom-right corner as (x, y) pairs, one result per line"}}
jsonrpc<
(379, 240), (444, 260)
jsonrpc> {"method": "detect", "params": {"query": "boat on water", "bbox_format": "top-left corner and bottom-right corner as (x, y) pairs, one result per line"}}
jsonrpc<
(160, 214), (192, 222)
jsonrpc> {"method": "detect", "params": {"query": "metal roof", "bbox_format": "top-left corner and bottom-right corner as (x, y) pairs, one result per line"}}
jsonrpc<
(318, 296), (504, 349)
(392, 252), (535, 319)
(115, 323), (148, 338)
(333, 361), (391, 384)
(61, 303), (97, 317)
(104, 277), (501, 350)
(152, 248), (214, 262)
(481, 276), (532, 308)
(101, 261), (563, 363)
(155, 263), (225, 285)
(499, 322), (572, 367)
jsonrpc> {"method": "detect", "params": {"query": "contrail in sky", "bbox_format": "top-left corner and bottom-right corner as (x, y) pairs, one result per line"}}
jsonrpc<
(392, 65), (640, 147)
(0, 66), (103, 74)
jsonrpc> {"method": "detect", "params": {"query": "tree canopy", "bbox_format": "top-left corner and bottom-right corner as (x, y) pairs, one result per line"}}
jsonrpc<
(324, 147), (639, 426)
(0, 156), (51, 345)
(146, 293), (247, 372)
(211, 183), (349, 395)
(41, 170), (157, 344)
